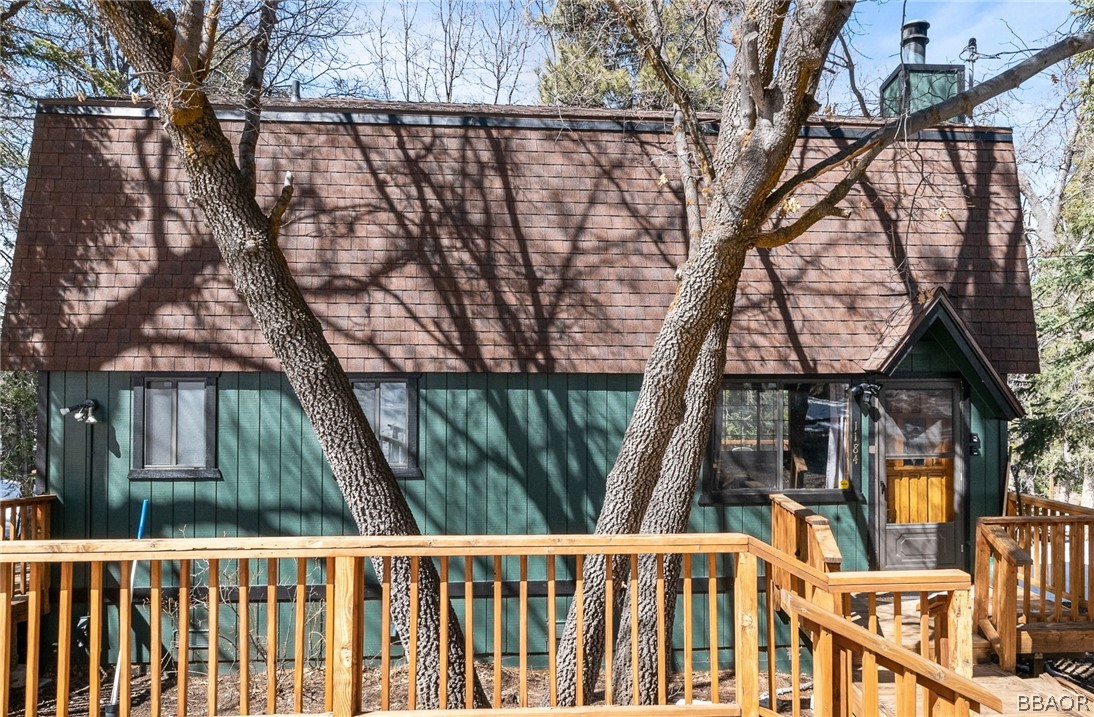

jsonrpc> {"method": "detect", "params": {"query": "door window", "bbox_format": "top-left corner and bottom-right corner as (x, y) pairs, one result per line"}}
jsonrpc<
(883, 388), (955, 524)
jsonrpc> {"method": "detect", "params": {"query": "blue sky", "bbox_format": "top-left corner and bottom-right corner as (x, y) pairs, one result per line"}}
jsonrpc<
(842, 0), (1080, 118)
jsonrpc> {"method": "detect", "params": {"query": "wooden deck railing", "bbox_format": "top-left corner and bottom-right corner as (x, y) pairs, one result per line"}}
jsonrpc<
(769, 493), (964, 670)
(769, 494), (843, 576)
(1005, 491), (1094, 519)
(976, 511), (1094, 671)
(0, 494), (55, 618)
(0, 532), (999, 717)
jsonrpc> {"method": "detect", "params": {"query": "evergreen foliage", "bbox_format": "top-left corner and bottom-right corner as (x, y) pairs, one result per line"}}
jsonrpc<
(1012, 15), (1094, 499)
(537, 0), (729, 110)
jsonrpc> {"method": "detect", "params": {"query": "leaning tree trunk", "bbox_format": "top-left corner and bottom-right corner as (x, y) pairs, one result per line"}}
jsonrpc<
(552, 0), (857, 702)
(610, 306), (733, 704)
(95, 1), (485, 707)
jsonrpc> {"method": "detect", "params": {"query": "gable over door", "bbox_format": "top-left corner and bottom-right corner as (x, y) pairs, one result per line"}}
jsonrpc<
(877, 382), (965, 570)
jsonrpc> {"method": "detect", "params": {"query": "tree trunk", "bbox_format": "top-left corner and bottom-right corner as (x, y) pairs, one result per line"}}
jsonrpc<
(95, 1), (484, 706)
(610, 306), (733, 704)
(553, 0), (856, 700)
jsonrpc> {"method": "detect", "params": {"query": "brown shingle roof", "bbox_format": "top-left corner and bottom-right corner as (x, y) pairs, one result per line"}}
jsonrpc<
(0, 100), (1039, 376)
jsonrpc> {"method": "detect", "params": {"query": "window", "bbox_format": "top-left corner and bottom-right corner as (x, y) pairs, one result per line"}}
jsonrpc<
(129, 376), (219, 480)
(706, 381), (852, 500)
(352, 377), (420, 478)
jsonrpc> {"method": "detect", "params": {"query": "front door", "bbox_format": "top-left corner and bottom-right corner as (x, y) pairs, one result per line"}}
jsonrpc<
(878, 384), (963, 569)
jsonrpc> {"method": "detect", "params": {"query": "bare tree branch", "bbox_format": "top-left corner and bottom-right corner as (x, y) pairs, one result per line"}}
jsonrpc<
(754, 144), (884, 248)
(673, 108), (703, 255)
(268, 171), (294, 241)
(197, 0), (223, 82)
(608, 0), (716, 183)
(0, 0), (30, 25)
(764, 31), (1094, 219)
(838, 32), (872, 117)
(239, 0), (279, 198)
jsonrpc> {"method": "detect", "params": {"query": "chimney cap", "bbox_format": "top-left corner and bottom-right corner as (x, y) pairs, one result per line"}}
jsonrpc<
(901, 19), (931, 64)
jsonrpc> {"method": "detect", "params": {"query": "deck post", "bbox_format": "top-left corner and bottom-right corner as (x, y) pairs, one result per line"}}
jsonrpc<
(946, 588), (972, 678)
(973, 526), (989, 629)
(735, 552), (759, 717)
(331, 556), (363, 717)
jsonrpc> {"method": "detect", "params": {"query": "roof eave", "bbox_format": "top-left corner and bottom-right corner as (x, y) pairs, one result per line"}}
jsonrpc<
(876, 292), (1026, 420)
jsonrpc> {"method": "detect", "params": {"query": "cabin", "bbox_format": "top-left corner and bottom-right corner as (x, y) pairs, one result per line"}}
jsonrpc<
(1, 97), (1037, 579)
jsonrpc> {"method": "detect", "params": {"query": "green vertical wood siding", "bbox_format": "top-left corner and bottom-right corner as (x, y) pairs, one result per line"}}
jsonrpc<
(41, 338), (1008, 667)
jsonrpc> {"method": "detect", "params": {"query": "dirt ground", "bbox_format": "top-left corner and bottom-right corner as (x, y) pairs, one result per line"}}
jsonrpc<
(10, 662), (813, 715)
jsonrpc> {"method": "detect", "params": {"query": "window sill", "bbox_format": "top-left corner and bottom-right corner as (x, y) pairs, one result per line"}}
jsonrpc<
(128, 468), (223, 481)
(392, 466), (424, 481)
(700, 488), (861, 506)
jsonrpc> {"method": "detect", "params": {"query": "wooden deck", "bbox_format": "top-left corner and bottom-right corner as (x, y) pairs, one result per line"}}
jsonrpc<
(877, 663), (1092, 716)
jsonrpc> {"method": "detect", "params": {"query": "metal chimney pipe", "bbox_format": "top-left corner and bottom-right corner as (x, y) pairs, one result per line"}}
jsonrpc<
(901, 20), (930, 64)
(291, 79), (301, 102)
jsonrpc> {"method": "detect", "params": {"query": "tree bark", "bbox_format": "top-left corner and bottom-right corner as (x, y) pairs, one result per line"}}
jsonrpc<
(94, 1), (484, 706)
(553, 0), (855, 703)
(610, 306), (733, 704)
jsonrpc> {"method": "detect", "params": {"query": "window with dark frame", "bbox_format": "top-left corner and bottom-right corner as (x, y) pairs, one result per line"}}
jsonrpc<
(129, 376), (219, 480)
(352, 377), (421, 479)
(707, 381), (852, 499)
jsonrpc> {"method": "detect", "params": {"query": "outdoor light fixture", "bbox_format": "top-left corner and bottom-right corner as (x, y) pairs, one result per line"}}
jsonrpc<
(60, 399), (99, 424)
(851, 383), (881, 401)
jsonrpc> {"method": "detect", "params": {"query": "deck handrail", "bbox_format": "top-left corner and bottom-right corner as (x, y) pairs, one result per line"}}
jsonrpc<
(1, 531), (988, 717)
(1006, 491), (1094, 518)
(0, 494), (55, 606)
(975, 514), (1094, 671)
(780, 590), (1002, 714)
(769, 493), (843, 573)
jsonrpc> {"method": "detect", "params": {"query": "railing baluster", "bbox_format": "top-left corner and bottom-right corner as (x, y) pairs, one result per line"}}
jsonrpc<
(238, 559), (249, 715)
(207, 559), (218, 717)
(55, 562), (72, 717)
(683, 553), (692, 705)
(519, 554), (528, 708)
(708, 553), (719, 704)
(1071, 521), (1083, 621)
(766, 567), (776, 708)
(790, 607), (801, 717)
(462, 556), (472, 709)
(265, 558), (277, 716)
(381, 556), (392, 711)
(1053, 523), (1065, 621)
(861, 647), (878, 717)
(176, 560), (188, 717)
(896, 669), (916, 716)
(575, 553), (584, 707)
(491, 554), (501, 709)
(0, 562), (12, 717)
(630, 553), (639, 707)
(440, 555), (450, 710)
(547, 555), (557, 708)
(325, 557), (335, 713)
(892, 591), (903, 649)
(604, 555), (613, 706)
(1021, 523), (1032, 619)
(117, 560), (132, 717)
(1039, 521), (1049, 620)
(919, 592), (929, 659)
(655, 554), (666, 707)
(23, 562), (41, 716)
(294, 557), (307, 712)
(150, 561), (162, 717)
(409, 555), (420, 711)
